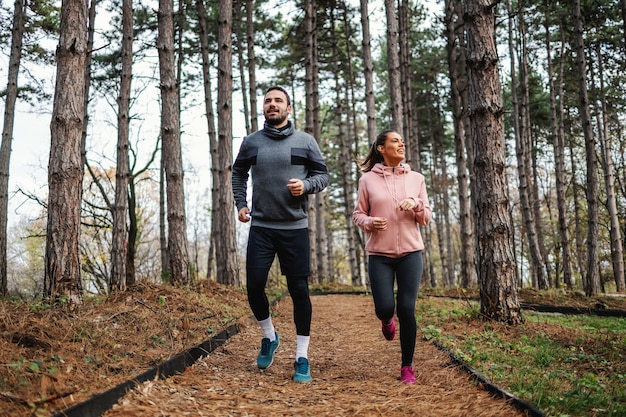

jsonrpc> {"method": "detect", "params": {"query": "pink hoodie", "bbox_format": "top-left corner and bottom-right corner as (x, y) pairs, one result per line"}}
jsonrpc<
(353, 163), (432, 258)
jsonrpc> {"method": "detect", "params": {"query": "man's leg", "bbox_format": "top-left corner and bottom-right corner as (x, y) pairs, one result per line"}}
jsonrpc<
(246, 227), (279, 368)
(277, 229), (313, 382)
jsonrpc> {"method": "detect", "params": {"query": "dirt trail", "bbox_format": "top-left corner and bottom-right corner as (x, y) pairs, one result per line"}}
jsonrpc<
(104, 294), (528, 416)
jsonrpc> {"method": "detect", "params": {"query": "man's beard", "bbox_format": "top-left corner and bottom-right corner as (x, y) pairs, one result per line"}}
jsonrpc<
(265, 112), (288, 126)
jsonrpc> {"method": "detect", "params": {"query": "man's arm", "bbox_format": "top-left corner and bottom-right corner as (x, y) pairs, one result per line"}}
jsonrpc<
(303, 142), (329, 194)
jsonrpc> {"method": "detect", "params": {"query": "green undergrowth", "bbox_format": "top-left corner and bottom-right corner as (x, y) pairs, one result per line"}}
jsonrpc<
(417, 297), (626, 417)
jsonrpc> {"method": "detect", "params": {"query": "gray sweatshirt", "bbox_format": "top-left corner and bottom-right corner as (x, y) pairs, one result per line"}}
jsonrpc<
(232, 121), (329, 229)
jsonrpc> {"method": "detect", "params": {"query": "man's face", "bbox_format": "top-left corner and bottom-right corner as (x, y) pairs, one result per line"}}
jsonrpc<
(263, 89), (291, 127)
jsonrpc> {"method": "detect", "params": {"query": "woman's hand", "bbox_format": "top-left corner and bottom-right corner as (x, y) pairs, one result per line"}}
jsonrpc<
(398, 198), (417, 211)
(372, 217), (388, 230)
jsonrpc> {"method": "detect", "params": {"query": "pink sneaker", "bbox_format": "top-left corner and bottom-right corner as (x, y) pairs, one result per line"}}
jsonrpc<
(381, 318), (396, 340)
(400, 366), (416, 384)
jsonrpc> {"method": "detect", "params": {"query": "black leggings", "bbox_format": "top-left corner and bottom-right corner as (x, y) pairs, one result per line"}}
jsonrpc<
(368, 251), (423, 367)
(246, 227), (312, 336)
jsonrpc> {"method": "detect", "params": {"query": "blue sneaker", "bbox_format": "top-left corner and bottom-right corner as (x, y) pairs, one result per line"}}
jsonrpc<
(257, 332), (279, 369)
(293, 357), (312, 383)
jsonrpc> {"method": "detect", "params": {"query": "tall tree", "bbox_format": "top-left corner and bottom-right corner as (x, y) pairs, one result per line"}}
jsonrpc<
(507, 0), (548, 290)
(45, 0), (88, 304)
(464, 0), (521, 324)
(572, 0), (600, 296)
(384, 0), (403, 133)
(157, 0), (189, 285)
(196, 0), (218, 280)
(444, 0), (477, 288)
(543, 8), (574, 290)
(245, 0), (258, 133)
(329, 6), (358, 286)
(398, 0), (416, 165)
(593, 42), (625, 293)
(304, 0), (326, 283)
(233, 0), (251, 135)
(359, 0), (376, 144)
(111, 0), (133, 291)
(0, 0), (26, 296)
(216, 0), (240, 286)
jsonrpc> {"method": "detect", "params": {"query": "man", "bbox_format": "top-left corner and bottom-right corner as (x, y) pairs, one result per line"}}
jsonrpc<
(232, 86), (329, 383)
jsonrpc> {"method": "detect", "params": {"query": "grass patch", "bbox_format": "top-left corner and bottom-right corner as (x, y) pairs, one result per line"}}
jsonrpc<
(418, 296), (626, 417)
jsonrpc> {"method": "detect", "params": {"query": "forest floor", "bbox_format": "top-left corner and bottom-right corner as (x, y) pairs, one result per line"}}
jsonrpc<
(1, 281), (624, 417)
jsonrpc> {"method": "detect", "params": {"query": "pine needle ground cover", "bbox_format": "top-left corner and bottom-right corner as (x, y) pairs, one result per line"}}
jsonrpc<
(418, 293), (626, 417)
(0, 283), (624, 417)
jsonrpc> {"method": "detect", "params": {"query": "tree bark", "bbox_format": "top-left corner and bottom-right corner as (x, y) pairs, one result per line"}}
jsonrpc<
(384, 0), (403, 133)
(444, 0), (476, 289)
(398, 0), (417, 167)
(506, 0), (548, 290)
(157, 0), (189, 285)
(572, 0), (600, 296)
(0, 0), (26, 296)
(246, 0), (258, 133)
(330, 9), (358, 286)
(594, 42), (625, 293)
(359, 0), (377, 145)
(544, 15), (574, 290)
(216, 0), (240, 286)
(111, 0), (133, 292)
(45, 0), (88, 305)
(233, 0), (251, 136)
(464, 0), (521, 324)
(196, 0), (218, 280)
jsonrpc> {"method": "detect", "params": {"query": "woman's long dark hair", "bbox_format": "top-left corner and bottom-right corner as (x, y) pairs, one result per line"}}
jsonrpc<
(359, 130), (394, 172)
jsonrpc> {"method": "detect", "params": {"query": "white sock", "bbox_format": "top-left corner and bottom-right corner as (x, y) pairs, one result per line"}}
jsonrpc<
(258, 317), (276, 341)
(296, 335), (310, 360)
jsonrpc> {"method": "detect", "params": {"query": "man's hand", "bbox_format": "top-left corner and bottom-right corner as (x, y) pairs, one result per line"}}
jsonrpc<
(238, 207), (251, 223)
(287, 178), (305, 196)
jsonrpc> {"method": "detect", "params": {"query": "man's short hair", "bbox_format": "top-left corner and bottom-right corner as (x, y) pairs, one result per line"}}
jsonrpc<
(265, 86), (291, 106)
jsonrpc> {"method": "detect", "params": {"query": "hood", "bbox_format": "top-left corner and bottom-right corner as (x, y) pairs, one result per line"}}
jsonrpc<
(371, 162), (412, 176)
(263, 121), (294, 140)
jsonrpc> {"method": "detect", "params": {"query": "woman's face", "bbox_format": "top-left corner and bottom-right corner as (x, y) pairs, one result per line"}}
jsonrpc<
(377, 132), (405, 166)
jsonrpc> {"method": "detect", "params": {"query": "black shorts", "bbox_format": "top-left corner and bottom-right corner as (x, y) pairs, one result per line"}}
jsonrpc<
(246, 226), (310, 276)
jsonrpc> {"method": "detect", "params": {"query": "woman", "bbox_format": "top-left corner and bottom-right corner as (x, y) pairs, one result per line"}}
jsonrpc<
(353, 130), (432, 384)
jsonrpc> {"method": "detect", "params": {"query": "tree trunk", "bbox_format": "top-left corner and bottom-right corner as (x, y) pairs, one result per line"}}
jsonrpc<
(398, 0), (417, 168)
(312, 6), (328, 284)
(545, 18), (574, 289)
(342, 3), (363, 287)
(126, 177), (138, 286)
(216, 0), (240, 286)
(507, 0), (548, 290)
(111, 0), (133, 292)
(464, 0), (521, 324)
(572, 0), (600, 296)
(359, 0), (377, 144)
(246, 0), (258, 133)
(594, 42), (625, 293)
(444, 0), (477, 289)
(159, 155), (169, 281)
(0, 0), (26, 296)
(384, 0), (403, 133)
(330, 9), (358, 286)
(157, 0), (189, 286)
(45, 0), (88, 305)
(304, 0), (324, 283)
(196, 0), (218, 281)
(233, 0), (251, 136)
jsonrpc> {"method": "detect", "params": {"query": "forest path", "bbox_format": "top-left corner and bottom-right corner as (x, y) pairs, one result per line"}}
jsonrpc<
(104, 294), (527, 416)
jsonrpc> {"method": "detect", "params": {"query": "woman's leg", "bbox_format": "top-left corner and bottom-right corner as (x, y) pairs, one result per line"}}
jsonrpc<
(396, 251), (423, 367)
(368, 255), (396, 322)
